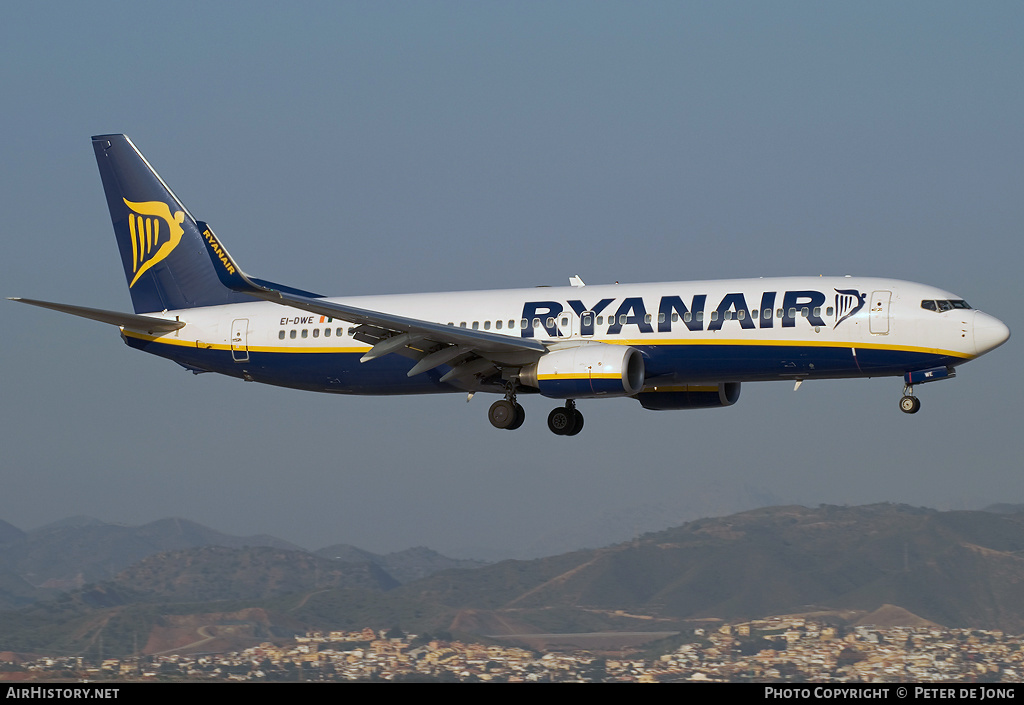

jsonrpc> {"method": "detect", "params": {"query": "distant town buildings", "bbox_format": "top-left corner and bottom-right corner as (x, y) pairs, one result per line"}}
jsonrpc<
(5, 618), (1023, 682)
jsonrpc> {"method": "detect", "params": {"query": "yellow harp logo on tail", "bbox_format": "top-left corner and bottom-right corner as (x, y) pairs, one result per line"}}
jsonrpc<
(123, 198), (185, 288)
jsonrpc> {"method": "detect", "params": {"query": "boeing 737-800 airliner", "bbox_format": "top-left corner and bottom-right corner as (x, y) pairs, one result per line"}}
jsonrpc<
(11, 135), (1011, 435)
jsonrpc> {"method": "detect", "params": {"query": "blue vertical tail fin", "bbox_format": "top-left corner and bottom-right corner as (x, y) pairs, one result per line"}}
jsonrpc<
(92, 134), (253, 313)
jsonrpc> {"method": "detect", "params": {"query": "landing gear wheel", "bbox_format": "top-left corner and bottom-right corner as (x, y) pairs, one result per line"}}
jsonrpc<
(899, 395), (921, 414)
(507, 403), (526, 430)
(547, 407), (579, 436)
(565, 409), (584, 436)
(489, 400), (517, 429)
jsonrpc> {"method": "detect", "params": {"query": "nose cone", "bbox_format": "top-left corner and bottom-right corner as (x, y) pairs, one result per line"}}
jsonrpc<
(974, 311), (1010, 356)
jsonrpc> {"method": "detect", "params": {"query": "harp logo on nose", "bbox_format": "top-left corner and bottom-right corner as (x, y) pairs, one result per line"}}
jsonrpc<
(833, 288), (867, 328)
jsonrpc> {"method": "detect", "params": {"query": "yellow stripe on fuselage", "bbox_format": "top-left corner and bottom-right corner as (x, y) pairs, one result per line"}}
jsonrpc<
(122, 329), (973, 360)
(614, 337), (975, 360)
(122, 329), (369, 354)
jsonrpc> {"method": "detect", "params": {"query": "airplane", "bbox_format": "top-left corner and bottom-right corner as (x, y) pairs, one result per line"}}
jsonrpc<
(11, 135), (1011, 436)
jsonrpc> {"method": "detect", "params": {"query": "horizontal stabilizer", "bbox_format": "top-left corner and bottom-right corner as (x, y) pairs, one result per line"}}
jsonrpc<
(9, 298), (185, 332)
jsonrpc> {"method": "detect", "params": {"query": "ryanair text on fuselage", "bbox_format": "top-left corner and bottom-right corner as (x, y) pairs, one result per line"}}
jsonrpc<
(519, 288), (866, 338)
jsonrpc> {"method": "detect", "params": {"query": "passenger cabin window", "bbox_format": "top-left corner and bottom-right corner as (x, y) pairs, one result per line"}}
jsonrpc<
(313, 328), (319, 338)
(495, 320), (502, 330)
(484, 321), (491, 330)
(290, 330), (297, 339)
(278, 330), (285, 340)
(324, 328), (331, 337)
(301, 329), (308, 338)
(336, 327), (344, 336)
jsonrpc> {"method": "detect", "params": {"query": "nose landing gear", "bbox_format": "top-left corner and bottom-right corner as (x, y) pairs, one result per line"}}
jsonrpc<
(899, 367), (956, 414)
(899, 384), (921, 414)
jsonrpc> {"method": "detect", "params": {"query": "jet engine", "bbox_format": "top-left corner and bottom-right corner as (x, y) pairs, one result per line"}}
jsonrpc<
(634, 382), (741, 410)
(519, 344), (645, 399)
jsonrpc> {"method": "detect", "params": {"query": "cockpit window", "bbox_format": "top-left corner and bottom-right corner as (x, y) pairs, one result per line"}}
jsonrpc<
(922, 299), (972, 312)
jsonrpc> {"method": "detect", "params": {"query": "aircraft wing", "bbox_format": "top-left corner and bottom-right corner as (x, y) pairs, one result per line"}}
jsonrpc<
(263, 289), (546, 354)
(197, 223), (546, 381)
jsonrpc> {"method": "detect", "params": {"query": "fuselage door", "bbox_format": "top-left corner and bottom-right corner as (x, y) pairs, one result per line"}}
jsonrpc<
(869, 291), (891, 335)
(574, 311), (595, 339)
(231, 318), (249, 362)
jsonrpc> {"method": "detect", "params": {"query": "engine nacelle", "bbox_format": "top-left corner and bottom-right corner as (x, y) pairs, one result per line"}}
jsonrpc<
(520, 344), (645, 399)
(635, 382), (741, 410)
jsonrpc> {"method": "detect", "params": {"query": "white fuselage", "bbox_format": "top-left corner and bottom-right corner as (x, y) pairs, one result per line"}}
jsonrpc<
(121, 276), (1006, 396)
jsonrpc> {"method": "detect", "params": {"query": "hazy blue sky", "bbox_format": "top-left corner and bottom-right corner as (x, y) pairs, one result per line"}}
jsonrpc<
(3, 2), (1021, 559)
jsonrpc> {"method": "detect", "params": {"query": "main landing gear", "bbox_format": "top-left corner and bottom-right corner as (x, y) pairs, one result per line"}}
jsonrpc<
(487, 392), (585, 436)
(899, 384), (921, 414)
(488, 384), (525, 430)
(547, 400), (584, 436)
